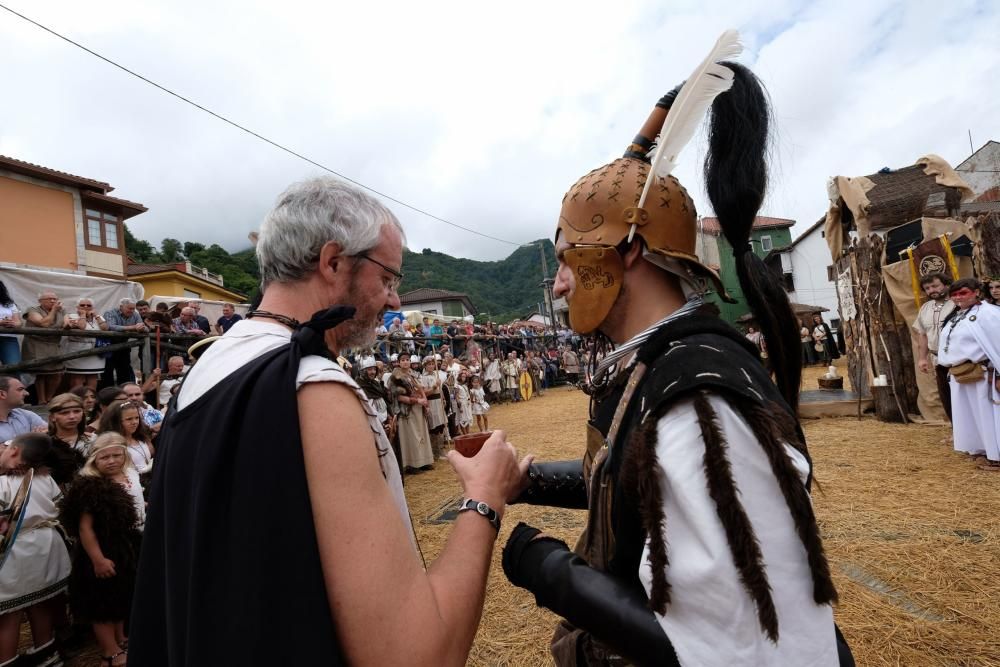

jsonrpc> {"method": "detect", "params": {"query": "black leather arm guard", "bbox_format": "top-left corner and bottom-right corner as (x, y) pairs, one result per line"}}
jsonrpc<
(509, 460), (588, 509)
(503, 523), (679, 667)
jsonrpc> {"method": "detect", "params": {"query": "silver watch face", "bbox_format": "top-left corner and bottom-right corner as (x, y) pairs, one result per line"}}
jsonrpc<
(477, 502), (489, 515)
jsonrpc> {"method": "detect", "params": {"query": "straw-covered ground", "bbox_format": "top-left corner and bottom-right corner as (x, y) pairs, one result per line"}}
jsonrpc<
(405, 377), (1000, 666)
(62, 365), (998, 665)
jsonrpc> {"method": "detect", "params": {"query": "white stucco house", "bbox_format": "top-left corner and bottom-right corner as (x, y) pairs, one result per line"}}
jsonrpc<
(764, 218), (842, 328)
(956, 140), (1000, 202)
(398, 288), (477, 318)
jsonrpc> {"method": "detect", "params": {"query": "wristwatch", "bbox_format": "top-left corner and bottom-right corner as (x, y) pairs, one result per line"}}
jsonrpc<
(458, 498), (501, 532)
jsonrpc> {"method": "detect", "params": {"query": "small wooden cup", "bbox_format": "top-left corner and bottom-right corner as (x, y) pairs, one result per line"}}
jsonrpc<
(454, 431), (493, 458)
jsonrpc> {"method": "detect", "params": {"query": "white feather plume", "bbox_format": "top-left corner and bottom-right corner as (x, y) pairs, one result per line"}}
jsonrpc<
(638, 29), (743, 209)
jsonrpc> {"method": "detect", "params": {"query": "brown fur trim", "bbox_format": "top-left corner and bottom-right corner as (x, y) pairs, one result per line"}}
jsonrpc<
(620, 419), (672, 614)
(693, 391), (779, 642)
(735, 399), (839, 606)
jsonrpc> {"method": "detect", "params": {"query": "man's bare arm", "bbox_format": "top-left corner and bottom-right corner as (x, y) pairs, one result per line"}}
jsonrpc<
(917, 332), (930, 372)
(299, 382), (528, 666)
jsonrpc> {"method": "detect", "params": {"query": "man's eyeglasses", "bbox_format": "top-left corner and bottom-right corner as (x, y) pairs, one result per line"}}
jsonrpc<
(356, 254), (403, 292)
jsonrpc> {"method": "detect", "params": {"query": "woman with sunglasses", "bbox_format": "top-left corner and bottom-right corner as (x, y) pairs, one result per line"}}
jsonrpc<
(938, 278), (1000, 471)
(63, 298), (109, 392)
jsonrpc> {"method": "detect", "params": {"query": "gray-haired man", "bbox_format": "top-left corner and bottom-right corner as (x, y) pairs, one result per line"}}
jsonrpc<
(101, 298), (146, 387)
(131, 177), (529, 665)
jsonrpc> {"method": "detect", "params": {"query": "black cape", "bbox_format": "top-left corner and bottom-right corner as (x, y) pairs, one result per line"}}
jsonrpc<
(129, 307), (355, 666)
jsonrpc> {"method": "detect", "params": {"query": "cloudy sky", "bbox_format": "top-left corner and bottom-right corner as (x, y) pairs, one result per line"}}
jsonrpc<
(2, 0), (997, 261)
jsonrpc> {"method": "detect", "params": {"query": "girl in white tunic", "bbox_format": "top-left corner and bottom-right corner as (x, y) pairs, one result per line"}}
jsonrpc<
(452, 372), (473, 435)
(0, 433), (72, 666)
(469, 376), (490, 433)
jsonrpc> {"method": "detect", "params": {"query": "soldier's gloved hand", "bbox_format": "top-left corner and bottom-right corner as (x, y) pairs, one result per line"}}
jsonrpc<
(502, 522), (570, 591)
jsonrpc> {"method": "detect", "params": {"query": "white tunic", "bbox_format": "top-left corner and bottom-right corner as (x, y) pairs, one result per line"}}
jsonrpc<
(177, 319), (414, 548)
(484, 360), (502, 393)
(638, 395), (839, 667)
(0, 473), (71, 613)
(470, 387), (490, 415)
(454, 384), (472, 427)
(937, 304), (1000, 460)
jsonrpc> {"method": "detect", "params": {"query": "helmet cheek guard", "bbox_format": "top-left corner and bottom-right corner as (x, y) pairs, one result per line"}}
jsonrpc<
(562, 245), (624, 335)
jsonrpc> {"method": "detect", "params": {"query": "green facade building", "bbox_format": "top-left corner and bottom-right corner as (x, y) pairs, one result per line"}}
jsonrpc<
(701, 216), (794, 325)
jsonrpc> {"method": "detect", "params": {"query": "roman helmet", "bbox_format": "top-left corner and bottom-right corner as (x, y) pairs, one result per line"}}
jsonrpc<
(555, 55), (738, 334)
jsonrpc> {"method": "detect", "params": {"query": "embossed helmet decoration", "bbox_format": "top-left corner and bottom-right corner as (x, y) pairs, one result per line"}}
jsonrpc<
(556, 32), (742, 334)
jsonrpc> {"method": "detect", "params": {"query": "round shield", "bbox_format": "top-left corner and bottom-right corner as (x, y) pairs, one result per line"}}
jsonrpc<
(0, 469), (34, 571)
(518, 371), (534, 401)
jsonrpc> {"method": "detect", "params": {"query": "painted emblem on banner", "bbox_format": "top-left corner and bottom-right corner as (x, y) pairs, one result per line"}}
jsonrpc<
(837, 269), (857, 321)
(918, 255), (947, 276)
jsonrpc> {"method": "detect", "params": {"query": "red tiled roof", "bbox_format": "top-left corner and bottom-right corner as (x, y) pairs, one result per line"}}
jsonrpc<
(699, 216), (795, 236)
(81, 190), (148, 218)
(0, 154), (113, 192)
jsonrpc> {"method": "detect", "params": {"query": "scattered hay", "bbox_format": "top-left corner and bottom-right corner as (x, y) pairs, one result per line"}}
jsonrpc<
(405, 385), (1000, 666)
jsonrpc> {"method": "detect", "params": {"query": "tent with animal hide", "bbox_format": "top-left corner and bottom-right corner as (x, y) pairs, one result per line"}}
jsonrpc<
(823, 155), (981, 422)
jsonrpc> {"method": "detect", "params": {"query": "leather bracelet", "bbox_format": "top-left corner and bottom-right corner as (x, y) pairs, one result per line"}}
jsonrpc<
(458, 498), (501, 532)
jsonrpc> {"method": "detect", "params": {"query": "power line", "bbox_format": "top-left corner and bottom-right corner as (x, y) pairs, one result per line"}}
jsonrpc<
(0, 2), (525, 247)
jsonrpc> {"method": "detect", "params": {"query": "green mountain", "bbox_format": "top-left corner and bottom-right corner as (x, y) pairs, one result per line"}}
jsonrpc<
(126, 226), (556, 322)
(399, 241), (557, 322)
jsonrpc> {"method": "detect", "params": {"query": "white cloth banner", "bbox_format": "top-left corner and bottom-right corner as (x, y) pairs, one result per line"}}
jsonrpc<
(0, 265), (143, 320)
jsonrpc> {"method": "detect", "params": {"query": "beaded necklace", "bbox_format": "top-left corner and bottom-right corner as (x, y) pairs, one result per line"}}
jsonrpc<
(943, 304), (979, 355)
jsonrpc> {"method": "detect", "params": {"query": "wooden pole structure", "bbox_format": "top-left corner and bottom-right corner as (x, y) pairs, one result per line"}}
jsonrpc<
(0, 341), (140, 374)
(155, 327), (162, 399)
(835, 235), (919, 423)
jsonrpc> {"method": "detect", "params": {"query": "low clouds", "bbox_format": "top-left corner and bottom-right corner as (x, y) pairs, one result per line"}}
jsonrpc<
(1, 0), (996, 259)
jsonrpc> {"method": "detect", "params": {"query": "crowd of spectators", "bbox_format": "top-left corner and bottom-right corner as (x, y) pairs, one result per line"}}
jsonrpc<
(0, 373), (166, 664)
(0, 278), (238, 406)
(343, 326), (590, 477)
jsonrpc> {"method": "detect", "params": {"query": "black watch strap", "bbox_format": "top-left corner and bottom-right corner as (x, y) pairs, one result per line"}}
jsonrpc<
(458, 498), (501, 532)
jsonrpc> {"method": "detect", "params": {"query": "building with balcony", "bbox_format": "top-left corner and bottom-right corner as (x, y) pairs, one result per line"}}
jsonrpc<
(126, 260), (247, 303)
(0, 154), (147, 278)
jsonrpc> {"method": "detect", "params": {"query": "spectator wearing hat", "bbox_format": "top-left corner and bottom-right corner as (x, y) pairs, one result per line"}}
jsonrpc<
(389, 355), (433, 471)
(420, 356), (448, 459)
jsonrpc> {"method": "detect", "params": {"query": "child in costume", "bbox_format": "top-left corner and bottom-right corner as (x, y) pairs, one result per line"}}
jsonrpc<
(99, 401), (154, 477)
(469, 376), (490, 433)
(46, 393), (90, 486)
(59, 433), (143, 667)
(451, 372), (472, 436)
(0, 433), (72, 667)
